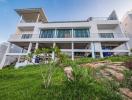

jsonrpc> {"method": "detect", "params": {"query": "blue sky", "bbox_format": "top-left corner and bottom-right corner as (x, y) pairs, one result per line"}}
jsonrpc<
(0, 0), (132, 43)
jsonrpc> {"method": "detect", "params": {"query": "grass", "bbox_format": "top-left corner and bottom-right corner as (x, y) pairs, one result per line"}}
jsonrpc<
(0, 56), (132, 100)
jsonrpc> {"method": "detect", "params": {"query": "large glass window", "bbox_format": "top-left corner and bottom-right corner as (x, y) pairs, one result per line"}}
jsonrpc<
(74, 29), (90, 38)
(39, 29), (55, 38)
(99, 33), (114, 38)
(21, 34), (32, 39)
(57, 29), (72, 38)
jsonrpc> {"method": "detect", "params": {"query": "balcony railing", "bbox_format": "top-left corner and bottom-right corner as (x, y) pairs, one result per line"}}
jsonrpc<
(99, 33), (126, 38)
(87, 17), (117, 21)
(8, 33), (128, 42)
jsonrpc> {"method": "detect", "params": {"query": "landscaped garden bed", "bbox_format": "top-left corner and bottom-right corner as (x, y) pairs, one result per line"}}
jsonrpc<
(0, 56), (132, 100)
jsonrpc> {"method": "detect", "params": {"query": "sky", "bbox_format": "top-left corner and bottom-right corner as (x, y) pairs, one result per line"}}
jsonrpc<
(0, 0), (132, 43)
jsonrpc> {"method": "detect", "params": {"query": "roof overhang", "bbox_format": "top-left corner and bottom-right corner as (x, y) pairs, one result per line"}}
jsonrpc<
(15, 8), (48, 22)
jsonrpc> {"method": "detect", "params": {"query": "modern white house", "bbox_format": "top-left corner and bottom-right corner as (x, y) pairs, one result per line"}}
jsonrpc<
(122, 10), (132, 48)
(0, 8), (130, 69)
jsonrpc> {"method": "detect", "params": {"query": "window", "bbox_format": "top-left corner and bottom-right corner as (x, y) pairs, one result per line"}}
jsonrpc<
(74, 29), (90, 38)
(57, 29), (72, 38)
(39, 29), (54, 38)
(102, 46), (113, 50)
(99, 33), (114, 38)
(21, 34), (32, 39)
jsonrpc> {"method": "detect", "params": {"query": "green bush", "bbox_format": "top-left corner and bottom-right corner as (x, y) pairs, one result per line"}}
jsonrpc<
(120, 70), (132, 90)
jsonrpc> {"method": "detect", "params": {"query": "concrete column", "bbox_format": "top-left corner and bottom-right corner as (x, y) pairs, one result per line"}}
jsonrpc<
(72, 42), (74, 60)
(33, 27), (39, 38)
(19, 15), (23, 23)
(52, 42), (56, 60)
(35, 42), (39, 50)
(27, 42), (32, 53)
(36, 13), (40, 22)
(126, 42), (131, 55)
(32, 42), (39, 63)
(100, 51), (104, 58)
(91, 42), (95, 58)
(0, 43), (11, 69)
(100, 43), (104, 58)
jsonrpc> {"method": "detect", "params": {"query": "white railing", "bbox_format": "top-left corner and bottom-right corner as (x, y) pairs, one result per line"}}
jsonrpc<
(8, 33), (128, 42)
(87, 17), (117, 21)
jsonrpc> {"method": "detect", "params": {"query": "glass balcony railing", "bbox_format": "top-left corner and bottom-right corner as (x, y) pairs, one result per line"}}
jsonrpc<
(8, 33), (128, 42)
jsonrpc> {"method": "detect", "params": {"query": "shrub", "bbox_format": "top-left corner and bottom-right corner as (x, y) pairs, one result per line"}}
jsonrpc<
(123, 60), (132, 70)
(120, 70), (132, 90)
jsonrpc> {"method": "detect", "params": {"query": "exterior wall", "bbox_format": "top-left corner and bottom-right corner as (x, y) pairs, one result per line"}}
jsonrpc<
(122, 12), (132, 48)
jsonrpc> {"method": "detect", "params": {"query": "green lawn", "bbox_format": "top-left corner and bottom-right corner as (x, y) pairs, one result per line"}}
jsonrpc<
(0, 56), (132, 100)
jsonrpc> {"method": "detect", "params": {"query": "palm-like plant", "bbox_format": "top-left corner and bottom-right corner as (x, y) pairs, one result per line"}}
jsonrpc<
(34, 47), (54, 88)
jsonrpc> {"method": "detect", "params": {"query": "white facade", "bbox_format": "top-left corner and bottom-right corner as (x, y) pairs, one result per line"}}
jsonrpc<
(0, 8), (130, 69)
(122, 10), (132, 48)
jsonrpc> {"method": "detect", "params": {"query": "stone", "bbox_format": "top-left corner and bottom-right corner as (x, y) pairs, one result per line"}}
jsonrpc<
(64, 67), (74, 81)
(107, 65), (125, 72)
(81, 63), (105, 69)
(119, 88), (132, 99)
(105, 68), (124, 81)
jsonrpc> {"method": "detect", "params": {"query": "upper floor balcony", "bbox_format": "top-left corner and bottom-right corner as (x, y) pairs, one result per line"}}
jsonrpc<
(8, 32), (129, 42)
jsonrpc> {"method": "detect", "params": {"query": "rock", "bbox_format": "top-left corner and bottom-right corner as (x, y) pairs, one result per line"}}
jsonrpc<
(119, 88), (132, 99)
(105, 68), (124, 81)
(107, 65), (125, 72)
(64, 67), (74, 81)
(81, 63), (105, 69)
(100, 70), (113, 80)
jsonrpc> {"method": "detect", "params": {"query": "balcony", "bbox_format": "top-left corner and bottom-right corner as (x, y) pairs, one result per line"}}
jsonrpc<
(8, 32), (129, 43)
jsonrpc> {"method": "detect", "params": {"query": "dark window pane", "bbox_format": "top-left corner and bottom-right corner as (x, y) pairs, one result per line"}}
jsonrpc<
(39, 29), (54, 38)
(74, 29), (90, 38)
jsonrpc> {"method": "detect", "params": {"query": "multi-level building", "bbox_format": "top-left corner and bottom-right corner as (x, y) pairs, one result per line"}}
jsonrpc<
(122, 10), (132, 48)
(0, 8), (130, 69)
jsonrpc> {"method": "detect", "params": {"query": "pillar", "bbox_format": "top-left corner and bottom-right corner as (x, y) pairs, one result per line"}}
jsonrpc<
(100, 51), (104, 58)
(72, 42), (74, 60)
(126, 42), (131, 56)
(19, 15), (23, 23)
(35, 42), (39, 50)
(36, 13), (40, 22)
(91, 42), (95, 58)
(27, 42), (32, 53)
(52, 42), (56, 60)
(32, 42), (39, 63)
(0, 43), (11, 69)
